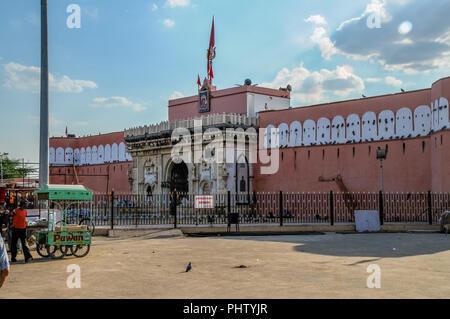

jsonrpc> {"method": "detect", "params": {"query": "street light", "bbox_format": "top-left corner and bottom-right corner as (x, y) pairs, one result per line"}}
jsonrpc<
(376, 148), (387, 192)
(0, 152), (9, 186)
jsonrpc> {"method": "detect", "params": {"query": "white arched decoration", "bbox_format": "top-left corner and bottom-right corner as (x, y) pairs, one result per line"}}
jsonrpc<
(278, 123), (289, 148)
(265, 125), (276, 149)
(91, 146), (98, 164)
(111, 143), (119, 162)
(346, 114), (361, 143)
(378, 110), (395, 140)
(73, 149), (80, 165)
(126, 152), (132, 161)
(86, 146), (92, 165)
(49, 147), (55, 164)
(104, 144), (111, 163)
(65, 148), (74, 165)
(432, 100), (439, 130)
(55, 147), (64, 164)
(395, 107), (413, 138)
(439, 97), (449, 129)
(80, 147), (86, 165)
(362, 112), (378, 141)
(289, 121), (302, 147)
(119, 142), (126, 161)
(302, 120), (316, 146)
(316, 118), (331, 144)
(414, 105), (431, 136)
(98, 145), (105, 164)
(331, 116), (346, 144)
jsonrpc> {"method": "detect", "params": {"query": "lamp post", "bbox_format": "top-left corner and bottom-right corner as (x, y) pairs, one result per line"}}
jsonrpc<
(0, 153), (9, 186)
(376, 148), (387, 192)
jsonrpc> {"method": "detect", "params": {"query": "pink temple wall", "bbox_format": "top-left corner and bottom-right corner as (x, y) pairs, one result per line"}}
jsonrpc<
(254, 77), (450, 193)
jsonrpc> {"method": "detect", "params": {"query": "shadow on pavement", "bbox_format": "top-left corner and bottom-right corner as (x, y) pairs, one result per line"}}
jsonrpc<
(221, 232), (450, 258)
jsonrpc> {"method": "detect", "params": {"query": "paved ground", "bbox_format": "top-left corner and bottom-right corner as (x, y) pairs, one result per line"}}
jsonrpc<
(1, 230), (450, 299)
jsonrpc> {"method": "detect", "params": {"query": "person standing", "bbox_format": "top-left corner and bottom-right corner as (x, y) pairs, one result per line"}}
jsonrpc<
(10, 200), (33, 263)
(0, 235), (10, 288)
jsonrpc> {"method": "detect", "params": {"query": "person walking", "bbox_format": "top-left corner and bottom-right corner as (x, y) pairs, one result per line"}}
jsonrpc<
(10, 200), (33, 263)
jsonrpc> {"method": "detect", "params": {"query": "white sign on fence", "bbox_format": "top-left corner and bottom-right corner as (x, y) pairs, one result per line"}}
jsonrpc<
(355, 210), (381, 232)
(195, 195), (214, 209)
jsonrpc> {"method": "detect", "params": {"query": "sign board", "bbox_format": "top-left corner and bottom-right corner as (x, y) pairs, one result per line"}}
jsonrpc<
(355, 210), (381, 232)
(195, 195), (214, 209)
(199, 90), (210, 113)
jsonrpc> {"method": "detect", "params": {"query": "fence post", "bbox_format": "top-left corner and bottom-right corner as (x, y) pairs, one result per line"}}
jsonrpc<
(379, 190), (384, 226)
(172, 191), (177, 229)
(330, 191), (334, 226)
(227, 191), (231, 215)
(110, 191), (114, 230)
(279, 190), (283, 227)
(427, 190), (433, 225)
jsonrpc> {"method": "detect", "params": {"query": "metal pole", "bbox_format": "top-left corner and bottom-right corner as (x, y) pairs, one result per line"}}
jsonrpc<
(379, 159), (384, 193)
(22, 158), (25, 188)
(427, 191), (433, 225)
(39, 0), (49, 187)
(0, 154), (3, 186)
(110, 191), (114, 230)
(379, 190), (384, 226)
(279, 190), (283, 227)
(330, 190), (334, 226)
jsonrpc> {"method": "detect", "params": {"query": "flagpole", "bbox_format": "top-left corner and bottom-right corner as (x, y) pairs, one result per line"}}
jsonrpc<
(39, 0), (49, 187)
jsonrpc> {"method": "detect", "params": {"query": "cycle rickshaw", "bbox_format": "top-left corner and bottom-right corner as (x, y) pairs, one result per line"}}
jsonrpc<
(34, 185), (94, 259)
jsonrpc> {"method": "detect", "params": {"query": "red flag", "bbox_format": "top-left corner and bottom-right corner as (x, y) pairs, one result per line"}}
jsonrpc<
(209, 17), (215, 51)
(197, 74), (201, 87)
(207, 17), (215, 80)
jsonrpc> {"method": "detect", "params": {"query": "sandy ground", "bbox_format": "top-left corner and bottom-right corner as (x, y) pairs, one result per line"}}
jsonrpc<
(1, 230), (450, 299)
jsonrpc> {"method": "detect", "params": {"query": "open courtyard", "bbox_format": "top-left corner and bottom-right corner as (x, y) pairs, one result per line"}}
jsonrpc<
(1, 230), (450, 299)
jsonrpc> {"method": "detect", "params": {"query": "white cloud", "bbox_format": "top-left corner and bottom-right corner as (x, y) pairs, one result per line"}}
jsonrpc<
(169, 91), (185, 100)
(385, 76), (403, 87)
(329, 0), (450, 73)
(365, 77), (382, 83)
(304, 15), (327, 26)
(3, 62), (97, 93)
(165, 0), (190, 8)
(163, 19), (175, 27)
(90, 96), (147, 112)
(261, 63), (365, 105)
(152, 3), (158, 11)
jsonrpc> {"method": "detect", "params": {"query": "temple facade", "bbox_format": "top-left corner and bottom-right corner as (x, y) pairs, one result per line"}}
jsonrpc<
(125, 76), (450, 195)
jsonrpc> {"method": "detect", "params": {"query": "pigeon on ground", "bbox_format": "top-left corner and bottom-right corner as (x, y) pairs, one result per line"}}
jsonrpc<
(186, 262), (192, 272)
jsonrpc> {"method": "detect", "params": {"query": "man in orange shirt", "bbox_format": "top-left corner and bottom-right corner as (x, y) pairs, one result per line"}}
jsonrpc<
(10, 200), (33, 263)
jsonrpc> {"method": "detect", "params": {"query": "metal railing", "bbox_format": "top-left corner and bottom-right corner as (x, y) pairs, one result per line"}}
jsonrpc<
(67, 191), (450, 228)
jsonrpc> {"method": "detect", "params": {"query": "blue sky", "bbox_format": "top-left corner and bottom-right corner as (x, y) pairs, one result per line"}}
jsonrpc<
(1, 0), (449, 162)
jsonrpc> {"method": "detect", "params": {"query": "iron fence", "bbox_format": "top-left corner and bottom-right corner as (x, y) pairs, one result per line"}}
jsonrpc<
(82, 191), (450, 228)
(22, 190), (450, 228)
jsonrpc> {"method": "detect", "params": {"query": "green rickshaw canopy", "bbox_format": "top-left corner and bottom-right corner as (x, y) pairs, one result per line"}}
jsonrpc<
(35, 184), (93, 201)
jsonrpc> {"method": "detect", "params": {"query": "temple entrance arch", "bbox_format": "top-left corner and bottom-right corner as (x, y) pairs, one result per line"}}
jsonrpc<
(164, 160), (189, 194)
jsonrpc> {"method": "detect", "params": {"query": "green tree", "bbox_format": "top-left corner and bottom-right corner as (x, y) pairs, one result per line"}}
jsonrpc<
(1, 157), (36, 182)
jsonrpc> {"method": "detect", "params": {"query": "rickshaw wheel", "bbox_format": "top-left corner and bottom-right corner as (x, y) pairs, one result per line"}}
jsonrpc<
(36, 244), (50, 258)
(71, 244), (90, 258)
(65, 246), (75, 256)
(47, 245), (68, 259)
